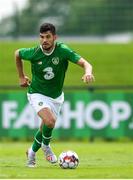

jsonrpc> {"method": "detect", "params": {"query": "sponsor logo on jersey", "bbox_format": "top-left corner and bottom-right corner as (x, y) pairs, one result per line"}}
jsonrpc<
(52, 57), (59, 65)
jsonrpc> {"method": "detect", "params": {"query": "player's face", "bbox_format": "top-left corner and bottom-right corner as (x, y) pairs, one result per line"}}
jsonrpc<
(40, 31), (57, 51)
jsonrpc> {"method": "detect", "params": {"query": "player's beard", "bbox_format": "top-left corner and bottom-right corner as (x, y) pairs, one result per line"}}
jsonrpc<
(42, 43), (55, 52)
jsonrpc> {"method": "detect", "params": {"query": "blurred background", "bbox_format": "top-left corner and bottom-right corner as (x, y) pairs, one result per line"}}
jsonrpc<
(1, 0), (133, 39)
(0, 0), (133, 140)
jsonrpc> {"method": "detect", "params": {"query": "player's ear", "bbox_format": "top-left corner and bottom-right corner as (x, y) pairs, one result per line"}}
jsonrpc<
(54, 35), (58, 40)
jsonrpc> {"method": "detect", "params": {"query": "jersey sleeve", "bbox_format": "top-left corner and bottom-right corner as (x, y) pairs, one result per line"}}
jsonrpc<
(64, 45), (81, 63)
(19, 47), (36, 61)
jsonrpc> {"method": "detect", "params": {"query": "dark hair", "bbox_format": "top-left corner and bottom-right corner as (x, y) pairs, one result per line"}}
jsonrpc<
(40, 23), (56, 35)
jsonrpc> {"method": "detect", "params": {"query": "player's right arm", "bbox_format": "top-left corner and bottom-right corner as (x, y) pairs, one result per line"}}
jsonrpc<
(15, 49), (30, 87)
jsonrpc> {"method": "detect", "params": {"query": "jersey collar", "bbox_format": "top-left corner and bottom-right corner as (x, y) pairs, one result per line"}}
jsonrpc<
(40, 44), (56, 56)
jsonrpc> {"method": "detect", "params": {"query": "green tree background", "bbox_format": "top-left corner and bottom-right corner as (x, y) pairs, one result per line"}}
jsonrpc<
(0, 0), (133, 37)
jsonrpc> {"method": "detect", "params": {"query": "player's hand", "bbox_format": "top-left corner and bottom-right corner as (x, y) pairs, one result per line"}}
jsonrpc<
(19, 76), (31, 87)
(82, 74), (95, 83)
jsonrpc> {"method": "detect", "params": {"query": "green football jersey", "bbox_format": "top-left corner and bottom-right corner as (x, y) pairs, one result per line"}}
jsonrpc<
(19, 42), (81, 98)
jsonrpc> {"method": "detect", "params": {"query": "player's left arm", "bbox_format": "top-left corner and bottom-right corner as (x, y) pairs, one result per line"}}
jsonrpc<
(76, 57), (95, 83)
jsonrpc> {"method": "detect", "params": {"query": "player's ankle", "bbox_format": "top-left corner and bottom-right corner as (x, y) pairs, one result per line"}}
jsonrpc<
(28, 147), (36, 157)
(42, 143), (50, 149)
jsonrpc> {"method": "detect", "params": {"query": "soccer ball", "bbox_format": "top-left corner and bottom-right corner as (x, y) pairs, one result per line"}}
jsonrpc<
(58, 150), (79, 169)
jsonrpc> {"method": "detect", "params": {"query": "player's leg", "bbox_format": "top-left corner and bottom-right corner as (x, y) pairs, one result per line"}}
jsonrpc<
(26, 93), (63, 167)
(32, 129), (42, 152)
(26, 93), (44, 167)
(26, 129), (42, 167)
(38, 107), (57, 163)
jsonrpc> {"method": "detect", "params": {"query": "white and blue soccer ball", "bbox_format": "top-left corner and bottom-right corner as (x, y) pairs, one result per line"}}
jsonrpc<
(58, 150), (79, 169)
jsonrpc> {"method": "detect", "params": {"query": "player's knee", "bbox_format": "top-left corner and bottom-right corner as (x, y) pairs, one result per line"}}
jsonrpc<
(42, 117), (56, 128)
(47, 117), (56, 128)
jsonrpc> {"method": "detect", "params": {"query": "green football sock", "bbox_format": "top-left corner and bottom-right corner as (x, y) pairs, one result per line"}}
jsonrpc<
(42, 125), (53, 145)
(32, 129), (42, 152)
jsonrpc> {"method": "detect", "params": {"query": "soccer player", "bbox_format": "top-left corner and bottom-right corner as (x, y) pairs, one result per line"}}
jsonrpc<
(15, 23), (95, 167)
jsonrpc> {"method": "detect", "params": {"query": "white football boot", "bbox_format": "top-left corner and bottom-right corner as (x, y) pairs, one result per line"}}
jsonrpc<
(42, 144), (57, 163)
(26, 149), (36, 168)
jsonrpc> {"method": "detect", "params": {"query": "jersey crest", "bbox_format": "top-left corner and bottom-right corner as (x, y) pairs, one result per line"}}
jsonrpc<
(38, 102), (43, 106)
(52, 57), (59, 65)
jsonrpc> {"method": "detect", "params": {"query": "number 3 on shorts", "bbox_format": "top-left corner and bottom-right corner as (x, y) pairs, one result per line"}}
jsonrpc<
(43, 67), (55, 80)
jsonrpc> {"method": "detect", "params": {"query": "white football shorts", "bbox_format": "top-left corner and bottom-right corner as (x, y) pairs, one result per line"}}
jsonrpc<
(27, 92), (64, 118)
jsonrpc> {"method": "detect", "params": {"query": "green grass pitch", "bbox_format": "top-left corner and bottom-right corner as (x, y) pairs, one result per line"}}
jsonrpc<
(0, 141), (133, 179)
